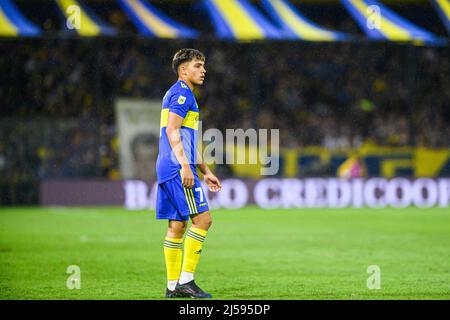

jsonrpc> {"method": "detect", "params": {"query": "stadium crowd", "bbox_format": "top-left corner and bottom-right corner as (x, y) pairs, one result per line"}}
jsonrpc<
(1, 38), (449, 203)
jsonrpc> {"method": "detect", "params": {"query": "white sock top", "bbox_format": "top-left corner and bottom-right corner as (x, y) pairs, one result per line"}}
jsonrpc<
(178, 271), (194, 285)
(167, 280), (178, 291)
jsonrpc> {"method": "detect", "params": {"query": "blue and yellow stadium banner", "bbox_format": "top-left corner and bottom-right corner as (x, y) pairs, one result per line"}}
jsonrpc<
(432, 0), (450, 35)
(261, 0), (348, 41)
(341, 0), (440, 44)
(118, 0), (198, 38)
(56, 0), (116, 36)
(0, 0), (41, 37)
(203, 0), (285, 40)
(219, 145), (450, 178)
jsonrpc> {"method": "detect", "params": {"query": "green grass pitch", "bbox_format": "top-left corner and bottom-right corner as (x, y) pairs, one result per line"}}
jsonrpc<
(1, 206), (449, 300)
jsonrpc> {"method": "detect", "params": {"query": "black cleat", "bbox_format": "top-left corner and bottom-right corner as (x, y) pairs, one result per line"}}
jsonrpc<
(175, 280), (212, 298)
(165, 288), (177, 298)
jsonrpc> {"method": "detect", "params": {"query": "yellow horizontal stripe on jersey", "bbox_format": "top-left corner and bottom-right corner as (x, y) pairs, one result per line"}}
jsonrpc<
(0, 7), (18, 36)
(269, 0), (335, 41)
(56, 0), (100, 36)
(160, 108), (199, 130)
(182, 111), (200, 130)
(211, 0), (264, 40)
(348, 0), (411, 41)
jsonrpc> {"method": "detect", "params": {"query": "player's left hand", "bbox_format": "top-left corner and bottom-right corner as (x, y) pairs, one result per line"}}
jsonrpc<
(204, 174), (222, 192)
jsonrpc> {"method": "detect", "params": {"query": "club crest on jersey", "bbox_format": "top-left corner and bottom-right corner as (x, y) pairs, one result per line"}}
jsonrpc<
(178, 95), (186, 104)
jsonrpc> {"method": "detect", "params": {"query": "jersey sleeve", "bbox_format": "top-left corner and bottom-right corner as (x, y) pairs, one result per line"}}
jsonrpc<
(168, 89), (193, 118)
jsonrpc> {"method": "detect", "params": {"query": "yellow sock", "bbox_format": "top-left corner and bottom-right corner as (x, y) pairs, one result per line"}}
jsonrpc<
(181, 227), (208, 274)
(163, 237), (183, 285)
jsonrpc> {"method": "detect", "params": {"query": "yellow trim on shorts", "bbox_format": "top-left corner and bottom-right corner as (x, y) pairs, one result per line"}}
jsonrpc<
(179, 169), (198, 214)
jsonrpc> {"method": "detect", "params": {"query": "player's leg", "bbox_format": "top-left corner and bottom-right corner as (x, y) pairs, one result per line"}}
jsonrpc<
(176, 210), (212, 298)
(191, 210), (212, 230)
(164, 220), (187, 292)
(179, 211), (212, 285)
(175, 179), (212, 298)
(156, 181), (189, 297)
(161, 174), (212, 298)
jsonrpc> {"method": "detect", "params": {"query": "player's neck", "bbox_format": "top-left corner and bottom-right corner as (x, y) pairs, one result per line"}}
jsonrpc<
(178, 77), (195, 91)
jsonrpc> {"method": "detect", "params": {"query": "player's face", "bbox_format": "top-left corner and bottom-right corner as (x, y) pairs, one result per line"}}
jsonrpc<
(185, 58), (206, 86)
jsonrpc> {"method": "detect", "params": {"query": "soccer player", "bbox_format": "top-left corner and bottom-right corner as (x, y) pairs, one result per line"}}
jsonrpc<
(156, 49), (222, 299)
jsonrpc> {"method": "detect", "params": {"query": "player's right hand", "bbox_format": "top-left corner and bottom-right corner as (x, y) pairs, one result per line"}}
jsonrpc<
(181, 165), (195, 188)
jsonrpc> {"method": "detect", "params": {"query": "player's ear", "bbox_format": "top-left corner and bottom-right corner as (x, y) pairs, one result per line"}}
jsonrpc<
(180, 64), (187, 77)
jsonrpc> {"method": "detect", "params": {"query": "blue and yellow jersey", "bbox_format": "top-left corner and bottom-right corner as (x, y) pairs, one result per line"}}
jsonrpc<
(156, 80), (200, 184)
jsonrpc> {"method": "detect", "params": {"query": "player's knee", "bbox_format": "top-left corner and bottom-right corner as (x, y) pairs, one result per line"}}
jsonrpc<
(203, 218), (212, 230)
(199, 215), (212, 230)
(168, 221), (187, 237)
(207, 217), (212, 229)
(191, 212), (212, 231)
(179, 223), (188, 234)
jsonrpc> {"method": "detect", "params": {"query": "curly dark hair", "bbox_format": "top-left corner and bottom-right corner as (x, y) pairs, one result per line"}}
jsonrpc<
(172, 48), (205, 75)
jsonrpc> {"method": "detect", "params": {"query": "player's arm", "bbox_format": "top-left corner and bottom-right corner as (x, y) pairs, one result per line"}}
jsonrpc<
(196, 149), (221, 193)
(166, 112), (195, 188)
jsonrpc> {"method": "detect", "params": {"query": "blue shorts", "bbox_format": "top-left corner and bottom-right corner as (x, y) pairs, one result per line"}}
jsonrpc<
(156, 174), (209, 221)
